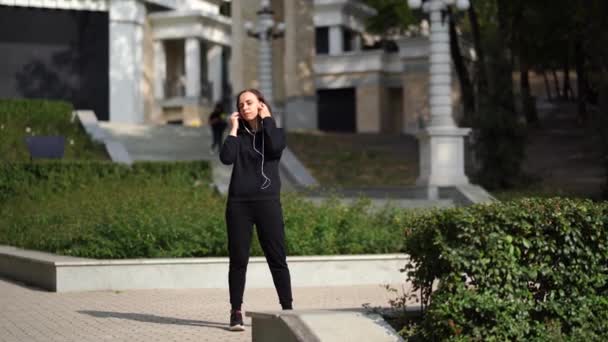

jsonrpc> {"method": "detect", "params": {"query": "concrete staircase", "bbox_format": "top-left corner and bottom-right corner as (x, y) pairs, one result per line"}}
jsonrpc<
(98, 122), (212, 161)
(92, 121), (490, 209)
(97, 121), (296, 192)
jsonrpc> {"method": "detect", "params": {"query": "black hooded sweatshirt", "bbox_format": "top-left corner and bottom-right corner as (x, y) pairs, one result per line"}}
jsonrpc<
(219, 117), (285, 201)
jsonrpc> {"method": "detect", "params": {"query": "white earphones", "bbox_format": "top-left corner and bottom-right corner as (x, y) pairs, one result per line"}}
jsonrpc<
(243, 120), (271, 190)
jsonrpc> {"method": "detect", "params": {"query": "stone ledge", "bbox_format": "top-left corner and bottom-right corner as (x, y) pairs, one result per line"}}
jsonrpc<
(246, 309), (404, 342)
(0, 245), (409, 292)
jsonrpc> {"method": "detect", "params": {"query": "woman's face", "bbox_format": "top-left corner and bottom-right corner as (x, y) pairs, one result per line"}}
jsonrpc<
(238, 92), (261, 122)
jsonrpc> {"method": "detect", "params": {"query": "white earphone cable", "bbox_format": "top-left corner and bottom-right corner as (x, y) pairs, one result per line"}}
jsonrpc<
(244, 121), (271, 190)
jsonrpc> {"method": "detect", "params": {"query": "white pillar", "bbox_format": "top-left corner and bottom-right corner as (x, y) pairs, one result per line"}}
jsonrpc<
(428, 0), (454, 128)
(153, 40), (166, 100)
(258, 28), (274, 106)
(329, 26), (343, 55)
(416, 0), (470, 190)
(207, 44), (223, 104)
(185, 37), (201, 98)
(109, 0), (145, 123)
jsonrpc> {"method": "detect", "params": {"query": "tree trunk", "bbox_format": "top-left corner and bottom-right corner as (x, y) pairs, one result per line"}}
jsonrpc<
(468, 0), (487, 92)
(563, 54), (573, 100)
(552, 69), (562, 98)
(494, 0), (515, 111)
(574, 33), (587, 123)
(520, 59), (537, 124)
(516, 3), (537, 124)
(448, 8), (475, 125)
(543, 70), (552, 100)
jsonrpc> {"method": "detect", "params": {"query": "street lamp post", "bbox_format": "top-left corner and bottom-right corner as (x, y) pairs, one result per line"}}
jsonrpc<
(245, 0), (285, 124)
(408, 0), (471, 198)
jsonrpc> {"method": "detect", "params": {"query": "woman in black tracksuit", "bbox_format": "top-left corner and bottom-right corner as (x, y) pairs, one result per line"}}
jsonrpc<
(219, 88), (292, 331)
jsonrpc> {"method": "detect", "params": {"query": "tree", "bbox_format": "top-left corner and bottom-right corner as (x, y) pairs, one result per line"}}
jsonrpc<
(363, 0), (417, 38)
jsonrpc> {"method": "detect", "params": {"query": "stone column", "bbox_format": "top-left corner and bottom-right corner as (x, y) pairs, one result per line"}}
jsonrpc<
(257, 12), (274, 106)
(150, 40), (166, 123)
(415, 0), (470, 192)
(109, 0), (145, 123)
(329, 26), (343, 55)
(207, 44), (223, 104)
(153, 40), (166, 100)
(183, 37), (202, 126)
(185, 37), (201, 98)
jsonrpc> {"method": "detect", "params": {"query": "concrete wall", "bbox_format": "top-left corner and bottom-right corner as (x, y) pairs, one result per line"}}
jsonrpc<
(382, 87), (403, 134)
(402, 62), (429, 134)
(356, 84), (382, 133)
(229, 0), (260, 101)
(283, 0), (317, 130)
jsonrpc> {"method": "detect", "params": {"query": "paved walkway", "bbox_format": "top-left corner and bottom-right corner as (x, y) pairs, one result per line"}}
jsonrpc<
(0, 277), (404, 342)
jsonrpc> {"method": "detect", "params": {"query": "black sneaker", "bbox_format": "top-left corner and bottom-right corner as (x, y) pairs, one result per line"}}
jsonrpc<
(229, 310), (245, 331)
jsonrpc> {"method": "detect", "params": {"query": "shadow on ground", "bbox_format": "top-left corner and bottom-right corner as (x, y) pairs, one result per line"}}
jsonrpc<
(78, 310), (239, 331)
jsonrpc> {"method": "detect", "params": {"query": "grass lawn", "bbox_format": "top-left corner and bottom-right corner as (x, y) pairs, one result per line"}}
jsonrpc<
(286, 132), (419, 188)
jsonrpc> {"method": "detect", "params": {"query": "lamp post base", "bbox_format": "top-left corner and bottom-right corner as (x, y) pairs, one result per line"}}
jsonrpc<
(416, 126), (471, 190)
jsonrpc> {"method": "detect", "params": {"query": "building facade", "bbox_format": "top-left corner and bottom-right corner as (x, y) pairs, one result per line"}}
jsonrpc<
(0, 0), (460, 133)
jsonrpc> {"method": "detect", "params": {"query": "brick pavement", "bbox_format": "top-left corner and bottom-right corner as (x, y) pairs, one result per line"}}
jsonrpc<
(0, 277), (407, 342)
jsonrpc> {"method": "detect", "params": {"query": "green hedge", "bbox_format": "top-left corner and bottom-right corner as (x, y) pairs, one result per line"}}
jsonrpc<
(0, 160), (210, 203)
(0, 99), (107, 161)
(0, 161), (407, 258)
(402, 198), (608, 340)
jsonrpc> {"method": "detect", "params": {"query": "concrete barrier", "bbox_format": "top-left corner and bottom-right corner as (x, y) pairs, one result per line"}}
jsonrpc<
(0, 245), (409, 292)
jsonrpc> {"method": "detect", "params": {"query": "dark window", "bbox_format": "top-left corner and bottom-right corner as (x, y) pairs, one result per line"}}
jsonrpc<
(220, 1), (231, 16)
(315, 27), (329, 55)
(317, 88), (356, 132)
(343, 28), (353, 52)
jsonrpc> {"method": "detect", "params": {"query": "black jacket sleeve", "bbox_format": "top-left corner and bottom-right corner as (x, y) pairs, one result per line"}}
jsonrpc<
(262, 117), (286, 158)
(219, 136), (239, 165)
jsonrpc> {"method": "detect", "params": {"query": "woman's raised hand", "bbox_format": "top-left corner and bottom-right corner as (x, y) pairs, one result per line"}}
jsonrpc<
(259, 103), (271, 119)
(229, 112), (240, 128)
(229, 112), (240, 136)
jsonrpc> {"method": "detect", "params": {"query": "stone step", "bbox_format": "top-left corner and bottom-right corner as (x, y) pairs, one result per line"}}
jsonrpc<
(304, 196), (454, 209)
(246, 309), (404, 342)
(99, 122), (213, 161)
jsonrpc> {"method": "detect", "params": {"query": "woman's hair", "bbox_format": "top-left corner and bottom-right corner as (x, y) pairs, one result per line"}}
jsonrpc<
(235, 88), (272, 116)
(213, 102), (223, 113)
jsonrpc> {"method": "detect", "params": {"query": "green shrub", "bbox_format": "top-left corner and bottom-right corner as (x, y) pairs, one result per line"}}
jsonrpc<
(401, 198), (608, 340)
(0, 161), (408, 258)
(0, 99), (107, 161)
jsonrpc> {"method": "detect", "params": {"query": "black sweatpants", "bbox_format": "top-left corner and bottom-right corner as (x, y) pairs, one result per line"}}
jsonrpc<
(226, 199), (292, 310)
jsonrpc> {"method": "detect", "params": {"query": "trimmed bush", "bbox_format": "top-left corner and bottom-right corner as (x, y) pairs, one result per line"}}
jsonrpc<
(401, 198), (608, 340)
(0, 99), (107, 161)
(0, 161), (408, 258)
